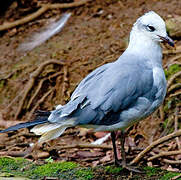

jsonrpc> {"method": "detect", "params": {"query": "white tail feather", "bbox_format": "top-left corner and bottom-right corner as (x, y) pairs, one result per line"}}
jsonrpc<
(30, 118), (76, 143)
(38, 126), (67, 143)
(31, 123), (61, 135)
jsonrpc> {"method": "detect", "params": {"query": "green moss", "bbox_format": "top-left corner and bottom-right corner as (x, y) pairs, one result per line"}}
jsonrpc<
(0, 80), (5, 88)
(164, 64), (181, 79)
(105, 165), (123, 174)
(32, 161), (78, 177)
(75, 168), (94, 180)
(0, 157), (30, 172)
(0, 157), (179, 179)
(0, 157), (94, 179)
(144, 166), (159, 177)
(160, 172), (181, 180)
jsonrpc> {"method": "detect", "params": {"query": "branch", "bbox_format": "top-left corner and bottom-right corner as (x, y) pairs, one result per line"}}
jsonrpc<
(167, 71), (181, 89)
(0, 0), (91, 31)
(163, 159), (181, 164)
(148, 150), (181, 161)
(130, 129), (181, 165)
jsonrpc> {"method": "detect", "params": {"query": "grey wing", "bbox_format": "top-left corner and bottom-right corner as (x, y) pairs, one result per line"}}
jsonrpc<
(77, 62), (155, 125)
(49, 60), (155, 126)
(71, 63), (110, 100)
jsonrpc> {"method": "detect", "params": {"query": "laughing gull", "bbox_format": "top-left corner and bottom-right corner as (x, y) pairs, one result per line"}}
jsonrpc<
(0, 11), (174, 171)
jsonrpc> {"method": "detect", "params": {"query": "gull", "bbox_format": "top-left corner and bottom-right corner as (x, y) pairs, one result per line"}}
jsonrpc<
(0, 11), (174, 171)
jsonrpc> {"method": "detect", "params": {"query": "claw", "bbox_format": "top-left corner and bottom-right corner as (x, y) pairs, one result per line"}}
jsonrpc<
(115, 159), (143, 173)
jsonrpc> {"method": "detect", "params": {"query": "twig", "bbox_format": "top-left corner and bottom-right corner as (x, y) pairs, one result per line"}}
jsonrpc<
(163, 159), (181, 164)
(148, 150), (181, 161)
(170, 90), (181, 97)
(0, 0), (91, 31)
(15, 60), (64, 119)
(163, 45), (181, 55)
(168, 83), (181, 93)
(48, 143), (112, 151)
(49, 0), (91, 9)
(159, 105), (165, 121)
(174, 108), (181, 149)
(130, 129), (181, 165)
(167, 71), (181, 89)
(0, 5), (49, 31)
(164, 54), (181, 68)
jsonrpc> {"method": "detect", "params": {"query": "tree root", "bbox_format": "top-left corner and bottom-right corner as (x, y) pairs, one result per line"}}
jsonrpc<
(27, 88), (54, 120)
(130, 129), (181, 165)
(15, 60), (64, 119)
(0, 0), (91, 31)
(26, 77), (48, 109)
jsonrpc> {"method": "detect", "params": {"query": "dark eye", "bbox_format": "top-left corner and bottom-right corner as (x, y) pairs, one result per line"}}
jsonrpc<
(146, 25), (155, 32)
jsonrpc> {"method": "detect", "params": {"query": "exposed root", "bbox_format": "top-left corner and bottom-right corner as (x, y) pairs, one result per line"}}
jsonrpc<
(27, 88), (54, 120)
(130, 129), (181, 165)
(15, 60), (64, 119)
(27, 77), (48, 109)
(27, 71), (63, 109)
(0, 0), (91, 31)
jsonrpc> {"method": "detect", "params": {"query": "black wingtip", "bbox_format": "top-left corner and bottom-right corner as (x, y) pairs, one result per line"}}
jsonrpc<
(0, 111), (50, 133)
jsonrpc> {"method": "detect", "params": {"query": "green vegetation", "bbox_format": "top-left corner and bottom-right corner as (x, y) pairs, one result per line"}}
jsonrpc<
(160, 172), (181, 180)
(143, 166), (160, 177)
(164, 64), (181, 79)
(0, 157), (180, 179)
(0, 157), (93, 179)
(105, 165), (123, 174)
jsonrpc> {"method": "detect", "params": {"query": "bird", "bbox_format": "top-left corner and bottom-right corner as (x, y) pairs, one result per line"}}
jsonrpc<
(0, 11), (174, 171)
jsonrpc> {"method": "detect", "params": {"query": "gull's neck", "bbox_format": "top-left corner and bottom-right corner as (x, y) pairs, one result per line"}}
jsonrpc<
(123, 29), (163, 67)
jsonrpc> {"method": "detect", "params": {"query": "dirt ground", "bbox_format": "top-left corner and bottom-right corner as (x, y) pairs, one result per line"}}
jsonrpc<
(0, 0), (181, 176)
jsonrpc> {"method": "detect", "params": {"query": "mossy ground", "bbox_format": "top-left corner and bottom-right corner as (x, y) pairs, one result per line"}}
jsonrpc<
(0, 157), (181, 180)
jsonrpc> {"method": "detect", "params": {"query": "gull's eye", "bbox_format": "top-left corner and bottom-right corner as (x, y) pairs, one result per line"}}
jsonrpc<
(146, 25), (155, 32)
